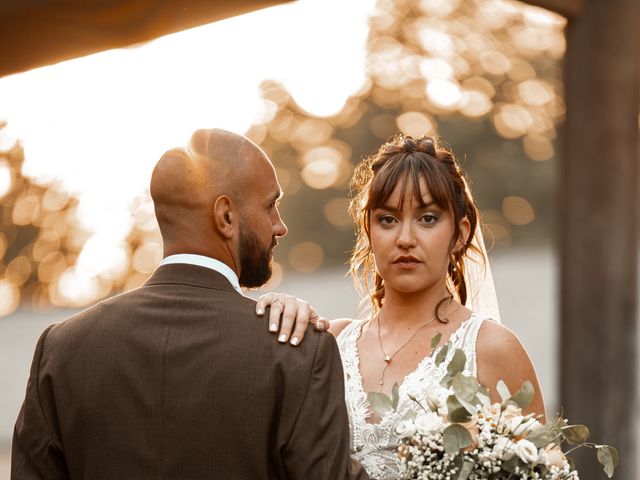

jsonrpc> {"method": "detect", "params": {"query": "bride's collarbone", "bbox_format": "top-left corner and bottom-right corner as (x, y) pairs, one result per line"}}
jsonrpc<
(357, 316), (472, 397)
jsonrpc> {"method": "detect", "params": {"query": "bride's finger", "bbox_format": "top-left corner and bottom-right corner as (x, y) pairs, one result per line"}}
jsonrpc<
(311, 309), (328, 331)
(288, 302), (311, 346)
(277, 296), (300, 343)
(267, 297), (285, 333)
(255, 293), (275, 316)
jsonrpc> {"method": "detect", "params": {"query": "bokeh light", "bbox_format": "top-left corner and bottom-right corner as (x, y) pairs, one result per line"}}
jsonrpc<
(502, 195), (536, 226)
(0, 279), (20, 316)
(323, 197), (353, 229)
(396, 112), (437, 138)
(523, 134), (554, 161)
(0, 160), (12, 198)
(0, 0), (567, 314)
(288, 242), (324, 273)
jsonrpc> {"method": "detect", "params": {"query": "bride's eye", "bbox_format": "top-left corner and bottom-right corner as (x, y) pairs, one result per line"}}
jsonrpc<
(376, 214), (396, 225)
(420, 213), (439, 225)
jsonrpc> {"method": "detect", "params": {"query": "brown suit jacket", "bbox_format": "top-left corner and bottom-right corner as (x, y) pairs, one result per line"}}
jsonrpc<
(12, 263), (368, 480)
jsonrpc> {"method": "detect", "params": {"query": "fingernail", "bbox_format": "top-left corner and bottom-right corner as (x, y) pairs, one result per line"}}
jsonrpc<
(278, 334), (287, 343)
(290, 337), (299, 346)
(256, 308), (264, 316)
(269, 323), (278, 332)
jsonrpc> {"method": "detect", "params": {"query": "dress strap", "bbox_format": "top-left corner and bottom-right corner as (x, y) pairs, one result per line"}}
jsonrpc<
(456, 313), (486, 377)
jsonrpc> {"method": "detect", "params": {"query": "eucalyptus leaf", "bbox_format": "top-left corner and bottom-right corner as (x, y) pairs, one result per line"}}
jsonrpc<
(475, 386), (491, 408)
(430, 332), (442, 351)
(561, 425), (590, 444)
(447, 349), (467, 376)
(440, 373), (453, 389)
(526, 426), (555, 448)
(452, 374), (480, 402)
(496, 380), (511, 403)
(450, 407), (472, 423)
(457, 461), (474, 480)
(447, 395), (472, 423)
(451, 375), (478, 414)
(434, 342), (450, 367)
(596, 445), (619, 478)
(501, 457), (524, 474)
(368, 391), (393, 415)
(392, 383), (400, 410)
(510, 380), (535, 410)
(442, 424), (472, 455)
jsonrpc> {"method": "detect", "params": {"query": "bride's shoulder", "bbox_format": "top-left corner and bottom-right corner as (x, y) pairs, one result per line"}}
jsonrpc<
(328, 318), (357, 337)
(476, 318), (528, 360)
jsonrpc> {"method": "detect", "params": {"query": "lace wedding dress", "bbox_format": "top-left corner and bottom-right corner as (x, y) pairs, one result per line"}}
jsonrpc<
(336, 313), (487, 480)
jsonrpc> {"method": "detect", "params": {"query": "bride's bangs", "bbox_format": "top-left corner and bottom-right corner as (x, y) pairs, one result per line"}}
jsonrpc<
(367, 153), (454, 213)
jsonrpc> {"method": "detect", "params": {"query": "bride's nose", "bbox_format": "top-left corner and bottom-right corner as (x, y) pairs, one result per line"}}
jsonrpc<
(395, 221), (417, 249)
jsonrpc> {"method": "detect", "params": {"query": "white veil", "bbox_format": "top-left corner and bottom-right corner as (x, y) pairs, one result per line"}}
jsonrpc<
(463, 226), (501, 323)
(461, 175), (501, 323)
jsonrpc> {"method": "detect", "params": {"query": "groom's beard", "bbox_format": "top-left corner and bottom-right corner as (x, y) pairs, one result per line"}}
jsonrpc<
(238, 225), (276, 288)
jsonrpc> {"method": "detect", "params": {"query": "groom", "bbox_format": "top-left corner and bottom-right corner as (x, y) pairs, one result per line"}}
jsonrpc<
(12, 129), (367, 479)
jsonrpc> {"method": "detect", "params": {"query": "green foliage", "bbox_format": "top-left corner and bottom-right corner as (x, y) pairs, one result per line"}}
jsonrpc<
(442, 424), (472, 455)
(596, 445), (620, 478)
(434, 341), (450, 367)
(430, 332), (442, 351)
(510, 380), (535, 410)
(367, 391), (393, 416)
(391, 383), (399, 410)
(561, 425), (590, 444)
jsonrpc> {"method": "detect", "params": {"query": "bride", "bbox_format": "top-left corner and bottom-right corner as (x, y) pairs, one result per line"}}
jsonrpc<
(257, 134), (546, 479)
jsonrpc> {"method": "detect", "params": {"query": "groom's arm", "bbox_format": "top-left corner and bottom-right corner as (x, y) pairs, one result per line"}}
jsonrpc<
(282, 332), (369, 480)
(12, 325), (69, 480)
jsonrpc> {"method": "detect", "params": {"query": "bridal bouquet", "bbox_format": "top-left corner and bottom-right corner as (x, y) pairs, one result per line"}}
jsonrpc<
(368, 334), (619, 480)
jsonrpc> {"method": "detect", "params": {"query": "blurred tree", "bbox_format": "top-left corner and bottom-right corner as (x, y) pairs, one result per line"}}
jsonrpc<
(0, 0), (567, 311)
(245, 0), (565, 275)
(0, 122), (88, 315)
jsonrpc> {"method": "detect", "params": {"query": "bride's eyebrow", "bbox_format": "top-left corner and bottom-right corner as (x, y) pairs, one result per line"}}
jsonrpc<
(376, 201), (438, 212)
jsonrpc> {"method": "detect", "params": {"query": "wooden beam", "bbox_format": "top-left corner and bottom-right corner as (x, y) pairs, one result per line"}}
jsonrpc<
(561, 0), (639, 479)
(524, 0), (583, 17)
(0, 0), (293, 78)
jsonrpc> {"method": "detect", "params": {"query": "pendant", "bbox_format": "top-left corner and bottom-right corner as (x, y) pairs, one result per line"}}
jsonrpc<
(384, 355), (391, 363)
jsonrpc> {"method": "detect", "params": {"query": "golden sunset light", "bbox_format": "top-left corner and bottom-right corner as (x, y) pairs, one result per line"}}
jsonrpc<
(0, 0), (569, 313)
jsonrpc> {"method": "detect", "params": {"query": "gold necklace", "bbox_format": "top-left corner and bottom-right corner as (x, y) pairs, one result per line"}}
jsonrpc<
(375, 311), (437, 391)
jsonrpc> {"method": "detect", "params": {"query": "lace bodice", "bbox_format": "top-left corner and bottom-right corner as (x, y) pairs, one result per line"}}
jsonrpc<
(336, 313), (486, 480)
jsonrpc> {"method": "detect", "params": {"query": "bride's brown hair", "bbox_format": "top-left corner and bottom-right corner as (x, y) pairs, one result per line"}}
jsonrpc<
(349, 134), (482, 319)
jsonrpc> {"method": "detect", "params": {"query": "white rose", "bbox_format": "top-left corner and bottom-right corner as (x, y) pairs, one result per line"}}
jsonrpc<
(396, 420), (417, 438)
(425, 388), (446, 412)
(414, 411), (445, 435)
(493, 437), (516, 461)
(507, 415), (541, 436)
(515, 439), (539, 464)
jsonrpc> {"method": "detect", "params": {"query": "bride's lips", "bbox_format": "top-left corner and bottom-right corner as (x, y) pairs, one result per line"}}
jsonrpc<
(392, 255), (422, 269)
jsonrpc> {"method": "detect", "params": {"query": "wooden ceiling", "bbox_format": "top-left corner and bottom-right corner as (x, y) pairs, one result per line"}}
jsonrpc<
(0, 0), (292, 78)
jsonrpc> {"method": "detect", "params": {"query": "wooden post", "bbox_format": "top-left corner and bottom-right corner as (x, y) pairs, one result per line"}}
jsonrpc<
(561, 0), (639, 478)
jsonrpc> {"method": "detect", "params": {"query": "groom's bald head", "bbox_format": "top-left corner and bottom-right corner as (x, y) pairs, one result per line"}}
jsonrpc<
(151, 129), (252, 214)
(150, 128), (287, 279)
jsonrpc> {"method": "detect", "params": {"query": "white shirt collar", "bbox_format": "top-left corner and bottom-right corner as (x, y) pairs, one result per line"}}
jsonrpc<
(159, 254), (242, 293)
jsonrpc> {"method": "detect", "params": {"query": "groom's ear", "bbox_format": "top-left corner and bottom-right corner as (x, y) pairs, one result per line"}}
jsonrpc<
(213, 195), (235, 239)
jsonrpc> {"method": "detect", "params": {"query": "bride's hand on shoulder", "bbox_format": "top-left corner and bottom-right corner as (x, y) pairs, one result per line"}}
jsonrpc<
(476, 320), (547, 421)
(255, 293), (330, 346)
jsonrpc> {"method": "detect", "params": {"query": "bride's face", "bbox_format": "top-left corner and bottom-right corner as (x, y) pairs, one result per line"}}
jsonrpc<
(369, 176), (467, 296)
